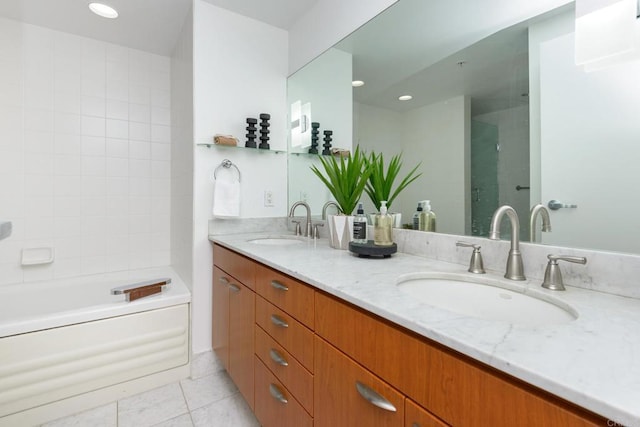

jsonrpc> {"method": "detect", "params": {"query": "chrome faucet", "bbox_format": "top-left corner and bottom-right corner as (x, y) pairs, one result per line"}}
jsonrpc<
(529, 204), (551, 243)
(289, 201), (312, 237)
(321, 201), (340, 219)
(489, 205), (525, 280)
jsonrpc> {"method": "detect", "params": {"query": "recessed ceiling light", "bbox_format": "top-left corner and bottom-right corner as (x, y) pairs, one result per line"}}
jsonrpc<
(89, 3), (119, 19)
(398, 95), (413, 101)
(352, 80), (365, 87)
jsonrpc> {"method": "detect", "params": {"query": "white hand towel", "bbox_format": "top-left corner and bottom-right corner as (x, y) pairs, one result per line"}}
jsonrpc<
(213, 178), (240, 217)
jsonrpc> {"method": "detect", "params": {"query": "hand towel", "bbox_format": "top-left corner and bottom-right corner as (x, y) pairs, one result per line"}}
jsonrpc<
(213, 177), (240, 217)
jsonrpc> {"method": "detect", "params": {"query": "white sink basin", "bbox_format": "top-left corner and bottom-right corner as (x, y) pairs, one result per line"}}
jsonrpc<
(397, 272), (577, 326)
(248, 236), (306, 246)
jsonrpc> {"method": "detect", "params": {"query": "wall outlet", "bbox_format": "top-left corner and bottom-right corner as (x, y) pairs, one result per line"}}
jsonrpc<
(264, 190), (274, 207)
(300, 191), (308, 202)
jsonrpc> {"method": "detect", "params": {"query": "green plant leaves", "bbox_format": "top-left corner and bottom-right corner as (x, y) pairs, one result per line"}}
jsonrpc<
(310, 146), (372, 215)
(364, 152), (422, 211)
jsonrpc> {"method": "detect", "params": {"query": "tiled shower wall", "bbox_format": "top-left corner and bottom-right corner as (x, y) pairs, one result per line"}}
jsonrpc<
(0, 18), (172, 285)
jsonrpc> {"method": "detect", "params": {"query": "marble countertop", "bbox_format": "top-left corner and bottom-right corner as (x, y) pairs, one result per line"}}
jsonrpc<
(211, 233), (640, 426)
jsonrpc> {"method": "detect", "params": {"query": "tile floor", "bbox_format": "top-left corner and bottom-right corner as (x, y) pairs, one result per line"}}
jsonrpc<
(40, 351), (260, 427)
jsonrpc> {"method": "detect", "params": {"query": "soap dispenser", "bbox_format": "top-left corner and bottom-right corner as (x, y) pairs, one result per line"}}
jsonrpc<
(420, 200), (436, 232)
(374, 201), (393, 246)
(412, 202), (423, 230)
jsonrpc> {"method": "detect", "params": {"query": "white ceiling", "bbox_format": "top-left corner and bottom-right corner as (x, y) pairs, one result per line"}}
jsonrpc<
(0, 0), (315, 56)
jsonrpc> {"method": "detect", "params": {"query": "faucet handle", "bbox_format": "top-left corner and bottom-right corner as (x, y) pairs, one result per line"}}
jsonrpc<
(291, 220), (302, 236)
(313, 223), (324, 239)
(456, 241), (485, 274)
(542, 254), (587, 291)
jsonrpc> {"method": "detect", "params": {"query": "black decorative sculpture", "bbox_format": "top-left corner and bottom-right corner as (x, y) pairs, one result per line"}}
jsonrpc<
(308, 122), (320, 154)
(322, 130), (333, 155)
(245, 118), (257, 148)
(259, 113), (270, 150)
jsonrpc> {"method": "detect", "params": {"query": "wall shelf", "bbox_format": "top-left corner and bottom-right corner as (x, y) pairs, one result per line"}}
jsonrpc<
(196, 143), (286, 154)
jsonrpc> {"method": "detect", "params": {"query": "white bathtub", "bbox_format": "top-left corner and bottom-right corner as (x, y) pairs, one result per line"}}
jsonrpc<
(0, 267), (191, 425)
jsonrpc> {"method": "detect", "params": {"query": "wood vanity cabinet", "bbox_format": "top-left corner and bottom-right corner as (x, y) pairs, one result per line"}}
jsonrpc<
(212, 245), (256, 409)
(211, 244), (607, 426)
(314, 291), (605, 427)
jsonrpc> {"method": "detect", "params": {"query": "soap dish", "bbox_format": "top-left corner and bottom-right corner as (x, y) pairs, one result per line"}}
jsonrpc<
(349, 241), (397, 258)
(21, 247), (55, 266)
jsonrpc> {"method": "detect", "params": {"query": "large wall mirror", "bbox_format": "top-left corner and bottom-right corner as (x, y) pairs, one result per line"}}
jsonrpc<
(287, 0), (640, 255)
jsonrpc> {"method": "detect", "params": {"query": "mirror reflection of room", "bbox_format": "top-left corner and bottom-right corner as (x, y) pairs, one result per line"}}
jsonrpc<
(287, 0), (640, 254)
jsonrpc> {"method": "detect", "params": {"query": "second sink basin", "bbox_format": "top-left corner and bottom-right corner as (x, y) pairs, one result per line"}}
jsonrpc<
(397, 272), (577, 326)
(247, 236), (306, 246)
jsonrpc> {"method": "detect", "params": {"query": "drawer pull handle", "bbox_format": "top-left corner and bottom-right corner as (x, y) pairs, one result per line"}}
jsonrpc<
(270, 280), (289, 291)
(269, 383), (288, 404)
(355, 381), (396, 412)
(270, 314), (289, 328)
(229, 283), (241, 293)
(219, 277), (229, 284)
(269, 348), (289, 366)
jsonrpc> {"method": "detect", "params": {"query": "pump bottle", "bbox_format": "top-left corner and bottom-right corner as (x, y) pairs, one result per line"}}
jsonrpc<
(374, 201), (393, 246)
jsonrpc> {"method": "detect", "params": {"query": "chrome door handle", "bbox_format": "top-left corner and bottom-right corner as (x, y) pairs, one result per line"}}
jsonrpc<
(218, 276), (229, 284)
(270, 314), (289, 328)
(355, 381), (396, 412)
(228, 283), (241, 293)
(548, 199), (577, 210)
(270, 280), (289, 291)
(269, 383), (288, 404)
(269, 348), (289, 366)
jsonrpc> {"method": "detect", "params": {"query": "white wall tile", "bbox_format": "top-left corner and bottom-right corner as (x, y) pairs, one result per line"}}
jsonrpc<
(24, 130), (54, 153)
(81, 156), (106, 176)
(55, 134), (82, 155)
(82, 96), (106, 117)
(129, 103), (150, 123)
(106, 138), (128, 158)
(151, 143), (171, 161)
(25, 152), (54, 175)
(106, 99), (128, 120)
(81, 116), (105, 137)
(106, 80), (129, 101)
(2, 23), (171, 286)
(151, 125), (171, 143)
(55, 112), (82, 135)
(129, 84), (150, 105)
(106, 119), (129, 139)
(129, 140), (150, 159)
(130, 122), (150, 141)
(54, 154), (82, 176)
(107, 157), (129, 177)
(82, 176), (107, 197)
(82, 135), (106, 156)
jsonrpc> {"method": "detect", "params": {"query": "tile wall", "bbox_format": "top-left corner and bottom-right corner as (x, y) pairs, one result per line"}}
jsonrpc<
(0, 18), (172, 285)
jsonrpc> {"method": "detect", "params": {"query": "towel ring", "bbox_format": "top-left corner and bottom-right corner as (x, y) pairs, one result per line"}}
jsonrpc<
(214, 159), (241, 182)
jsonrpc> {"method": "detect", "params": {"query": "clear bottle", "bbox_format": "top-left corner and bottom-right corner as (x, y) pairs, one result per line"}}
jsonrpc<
(421, 200), (436, 232)
(374, 201), (393, 246)
(352, 202), (368, 243)
(412, 202), (423, 230)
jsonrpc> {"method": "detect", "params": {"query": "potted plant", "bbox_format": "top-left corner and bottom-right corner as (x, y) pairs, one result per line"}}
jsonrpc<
(310, 146), (371, 249)
(364, 152), (422, 227)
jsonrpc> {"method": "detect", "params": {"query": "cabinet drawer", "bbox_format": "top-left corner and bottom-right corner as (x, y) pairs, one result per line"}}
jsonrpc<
(315, 291), (603, 427)
(255, 264), (314, 328)
(255, 325), (313, 415)
(315, 336), (404, 427)
(213, 244), (256, 290)
(254, 357), (313, 427)
(256, 295), (314, 372)
(405, 399), (449, 427)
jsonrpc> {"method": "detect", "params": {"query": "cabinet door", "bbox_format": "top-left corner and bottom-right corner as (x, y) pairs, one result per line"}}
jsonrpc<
(405, 399), (449, 427)
(212, 266), (230, 371)
(229, 280), (255, 410)
(315, 336), (404, 427)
